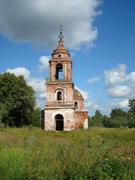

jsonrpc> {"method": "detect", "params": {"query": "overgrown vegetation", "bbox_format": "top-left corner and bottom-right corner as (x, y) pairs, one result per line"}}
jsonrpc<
(89, 99), (135, 128)
(0, 73), (40, 127)
(0, 128), (135, 179)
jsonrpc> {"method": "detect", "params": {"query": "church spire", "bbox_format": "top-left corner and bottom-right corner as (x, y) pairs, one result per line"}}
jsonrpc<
(51, 25), (70, 57)
(58, 25), (64, 45)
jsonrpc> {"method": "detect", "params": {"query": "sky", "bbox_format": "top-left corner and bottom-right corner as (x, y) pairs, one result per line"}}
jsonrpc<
(0, 0), (135, 115)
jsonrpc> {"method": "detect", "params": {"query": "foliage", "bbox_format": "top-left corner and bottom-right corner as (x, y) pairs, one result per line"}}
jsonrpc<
(127, 112), (135, 128)
(128, 99), (135, 114)
(110, 108), (128, 128)
(31, 107), (41, 127)
(89, 110), (103, 127)
(0, 73), (40, 127)
(0, 128), (135, 179)
(89, 99), (135, 128)
(127, 99), (135, 128)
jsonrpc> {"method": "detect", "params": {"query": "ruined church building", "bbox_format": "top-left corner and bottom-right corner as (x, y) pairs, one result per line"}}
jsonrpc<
(43, 29), (88, 131)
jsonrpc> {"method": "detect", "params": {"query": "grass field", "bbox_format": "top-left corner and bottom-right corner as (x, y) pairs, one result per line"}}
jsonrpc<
(0, 127), (135, 180)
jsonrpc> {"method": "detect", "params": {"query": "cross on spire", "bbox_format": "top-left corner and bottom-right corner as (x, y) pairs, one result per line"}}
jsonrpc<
(58, 25), (64, 43)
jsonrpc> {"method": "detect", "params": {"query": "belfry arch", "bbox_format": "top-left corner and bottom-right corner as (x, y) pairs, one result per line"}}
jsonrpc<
(56, 63), (64, 80)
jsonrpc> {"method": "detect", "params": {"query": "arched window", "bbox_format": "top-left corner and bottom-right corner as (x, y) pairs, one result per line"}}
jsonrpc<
(75, 102), (78, 109)
(56, 63), (64, 80)
(57, 91), (62, 100)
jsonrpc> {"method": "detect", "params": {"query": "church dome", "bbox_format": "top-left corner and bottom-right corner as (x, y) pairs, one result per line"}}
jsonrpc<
(74, 89), (84, 100)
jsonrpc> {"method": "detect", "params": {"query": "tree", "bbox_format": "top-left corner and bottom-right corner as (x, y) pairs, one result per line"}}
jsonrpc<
(102, 115), (112, 127)
(31, 107), (41, 127)
(0, 73), (39, 127)
(89, 110), (103, 127)
(88, 100), (135, 128)
(127, 99), (135, 128)
(127, 112), (135, 128)
(110, 108), (128, 128)
(128, 99), (135, 114)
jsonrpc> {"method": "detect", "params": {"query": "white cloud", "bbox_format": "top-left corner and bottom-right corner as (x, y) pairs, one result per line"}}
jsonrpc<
(85, 101), (99, 110)
(104, 64), (135, 98)
(117, 99), (129, 108)
(6, 67), (46, 109)
(38, 56), (50, 72)
(6, 67), (30, 79)
(95, 98), (129, 115)
(28, 78), (45, 94)
(107, 85), (131, 98)
(104, 64), (126, 86)
(0, 0), (101, 49)
(87, 76), (100, 84)
(126, 72), (135, 85)
(28, 77), (46, 109)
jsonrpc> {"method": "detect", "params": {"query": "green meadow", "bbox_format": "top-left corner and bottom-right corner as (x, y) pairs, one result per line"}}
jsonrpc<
(0, 128), (135, 180)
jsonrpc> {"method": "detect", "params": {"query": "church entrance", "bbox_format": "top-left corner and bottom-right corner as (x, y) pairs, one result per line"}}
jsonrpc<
(55, 114), (64, 131)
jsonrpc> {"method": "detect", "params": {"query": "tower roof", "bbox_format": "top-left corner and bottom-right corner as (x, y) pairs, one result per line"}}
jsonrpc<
(51, 26), (70, 57)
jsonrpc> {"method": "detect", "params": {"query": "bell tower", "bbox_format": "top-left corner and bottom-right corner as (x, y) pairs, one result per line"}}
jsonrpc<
(43, 27), (88, 131)
(49, 27), (72, 82)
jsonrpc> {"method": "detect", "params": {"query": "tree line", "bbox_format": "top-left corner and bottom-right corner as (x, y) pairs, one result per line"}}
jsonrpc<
(89, 99), (135, 128)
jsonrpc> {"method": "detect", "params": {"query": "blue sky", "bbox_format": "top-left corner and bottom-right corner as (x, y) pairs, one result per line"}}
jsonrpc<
(0, 0), (135, 115)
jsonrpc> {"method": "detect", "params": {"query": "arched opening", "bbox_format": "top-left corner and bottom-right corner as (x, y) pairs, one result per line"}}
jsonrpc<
(56, 63), (64, 80)
(55, 114), (64, 131)
(57, 91), (62, 100)
(75, 102), (78, 109)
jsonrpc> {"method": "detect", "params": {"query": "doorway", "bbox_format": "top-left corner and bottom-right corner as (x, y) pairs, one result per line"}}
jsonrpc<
(55, 114), (64, 131)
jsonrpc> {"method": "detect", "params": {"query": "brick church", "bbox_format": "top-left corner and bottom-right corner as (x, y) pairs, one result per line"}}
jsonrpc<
(43, 29), (88, 131)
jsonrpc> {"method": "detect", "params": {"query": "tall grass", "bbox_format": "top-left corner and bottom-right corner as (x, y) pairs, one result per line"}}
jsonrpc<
(0, 128), (135, 179)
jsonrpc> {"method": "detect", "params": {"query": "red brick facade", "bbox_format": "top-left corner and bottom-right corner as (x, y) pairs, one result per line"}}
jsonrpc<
(43, 34), (88, 131)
